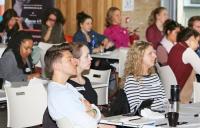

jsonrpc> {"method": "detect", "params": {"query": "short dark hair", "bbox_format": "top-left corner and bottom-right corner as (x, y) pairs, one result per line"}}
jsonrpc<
(177, 27), (199, 43)
(44, 43), (72, 79)
(42, 8), (65, 25)
(76, 11), (92, 31)
(188, 16), (200, 28)
(163, 19), (181, 36)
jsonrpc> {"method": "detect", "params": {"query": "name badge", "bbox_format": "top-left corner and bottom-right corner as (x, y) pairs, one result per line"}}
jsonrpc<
(76, 86), (85, 91)
(25, 68), (31, 73)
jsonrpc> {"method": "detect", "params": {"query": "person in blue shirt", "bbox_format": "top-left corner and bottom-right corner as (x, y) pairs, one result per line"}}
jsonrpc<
(73, 11), (114, 54)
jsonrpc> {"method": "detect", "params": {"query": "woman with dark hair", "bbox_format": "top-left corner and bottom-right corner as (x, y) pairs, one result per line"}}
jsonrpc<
(104, 7), (129, 48)
(168, 28), (200, 103)
(41, 8), (65, 44)
(0, 9), (23, 43)
(146, 7), (168, 49)
(156, 19), (181, 65)
(0, 31), (40, 82)
(73, 11), (113, 54)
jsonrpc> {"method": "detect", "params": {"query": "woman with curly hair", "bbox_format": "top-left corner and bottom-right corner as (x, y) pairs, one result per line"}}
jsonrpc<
(41, 8), (65, 44)
(0, 31), (40, 82)
(123, 41), (167, 113)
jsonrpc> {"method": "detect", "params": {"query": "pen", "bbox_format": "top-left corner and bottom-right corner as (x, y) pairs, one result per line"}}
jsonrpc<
(129, 117), (141, 121)
(155, 123), (167, 126)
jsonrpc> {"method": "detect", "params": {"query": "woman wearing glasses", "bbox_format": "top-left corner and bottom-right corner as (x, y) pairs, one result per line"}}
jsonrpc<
(0, 31), (40, 82)
(41, 8), (65, 44)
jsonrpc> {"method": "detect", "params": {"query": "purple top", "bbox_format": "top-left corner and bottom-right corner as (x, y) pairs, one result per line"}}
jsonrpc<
(146, 24), (163, 49)
(104, 25), (129, 48)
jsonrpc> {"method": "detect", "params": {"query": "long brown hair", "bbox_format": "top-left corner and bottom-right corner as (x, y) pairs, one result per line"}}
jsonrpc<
(148, 7), (166, 25)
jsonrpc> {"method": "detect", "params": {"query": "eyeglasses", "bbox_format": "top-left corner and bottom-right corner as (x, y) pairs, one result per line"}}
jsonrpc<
(48, 18), (56, 22)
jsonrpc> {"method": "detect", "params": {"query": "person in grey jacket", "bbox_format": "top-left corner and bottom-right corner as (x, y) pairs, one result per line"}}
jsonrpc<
(0, 31), (40, 82)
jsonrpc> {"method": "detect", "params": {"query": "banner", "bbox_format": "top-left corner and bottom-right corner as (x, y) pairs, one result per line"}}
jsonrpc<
(12, 0), (54, 42)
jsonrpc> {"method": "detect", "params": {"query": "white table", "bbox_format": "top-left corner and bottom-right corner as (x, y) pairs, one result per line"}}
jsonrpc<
(100, 103), (200, 127)
(91, 48), (128, 77)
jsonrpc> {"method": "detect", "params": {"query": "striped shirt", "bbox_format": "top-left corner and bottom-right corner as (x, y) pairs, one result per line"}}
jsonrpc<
(124, 73), (167, 113)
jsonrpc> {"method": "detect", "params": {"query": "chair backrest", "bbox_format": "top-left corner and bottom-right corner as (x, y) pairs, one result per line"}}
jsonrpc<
(5, 82), (47, 128)
(37, 42), (54, 77)
(118, 48), (128, 78)
(0, 89), (6, 103)
(43, 108), (58, 128)
(85, 69), (111, 84)
(109, 89), (130, 116)
(193, 82), (200, 103)
(156, 63), (177, 99)
(0, 44), (7, 58)
(85, 69), (111, 105)
(64, 35), (73, 43)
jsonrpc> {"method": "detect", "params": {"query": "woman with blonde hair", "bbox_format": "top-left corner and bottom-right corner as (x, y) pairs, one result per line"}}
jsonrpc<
(123, 41), (167, 113)
(104, 7), (129, 48)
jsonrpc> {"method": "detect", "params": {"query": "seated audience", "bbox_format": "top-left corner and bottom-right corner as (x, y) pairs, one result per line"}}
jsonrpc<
(44, 43), (114, 128)
(0, 31), (40, 82)
(123, 41), (167, 113)
(73, 12), (114, 70)
(69, 43), (98, 104)
(188, 16), (200, 34)
(73, 11), (113, 54)
(43, 43), (98, 128)
(156, 19), (181, 65)
(146, 7), (168, 49)
(104, 7), (129, 48)
(188, 16), (200, 82)
(0, 9), (23, 43)
(41, 8), (65, 44)
(168, 28), (200, 103)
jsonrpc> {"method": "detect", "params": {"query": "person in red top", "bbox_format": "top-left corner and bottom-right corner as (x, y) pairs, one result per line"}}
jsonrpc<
(146, 7), (168, 49)
(104, 7), (130, 48)
(168, 28), (200, 103)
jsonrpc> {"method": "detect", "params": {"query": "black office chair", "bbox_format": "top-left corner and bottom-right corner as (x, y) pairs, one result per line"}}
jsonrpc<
(109, 89), (130, 116)
(0, 78), (3, 89)
(42, 108), (58, 128)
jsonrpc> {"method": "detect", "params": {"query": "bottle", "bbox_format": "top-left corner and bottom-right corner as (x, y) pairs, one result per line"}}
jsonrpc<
(170, 85), (180, 112)
(2, 32), (7, 44)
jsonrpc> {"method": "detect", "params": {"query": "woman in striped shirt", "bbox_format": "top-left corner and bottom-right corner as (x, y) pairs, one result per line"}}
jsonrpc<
(123, 41), (167, 113)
